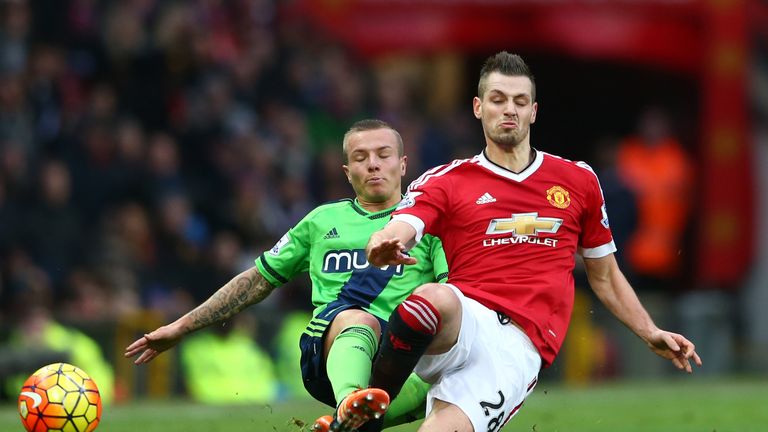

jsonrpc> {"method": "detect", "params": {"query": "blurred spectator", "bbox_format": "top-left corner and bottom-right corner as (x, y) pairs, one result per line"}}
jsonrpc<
(22, 159), (84, 290)
(0, 71), (35, 179)
(179, 314), (278, 404)
(2, 251), (114, 404)
(229, 175), (272, 245)
(188, 229), (250, 304)
(111, 117), (149, 203)
(258, 172), (313, 239)
(146, 132), (185, 197)
(27, 45), (66, 151)
(616, 107), (694, 286)
(273, 310), (313, 401)
(0, 1), (30, 75)
(614, 107), (696, 377)
(148, 190), (208, 317)
(67, 119), (120, 221)
(0, 143), (31, 199)
(103, 1), (170, 131)
(263, 101), (311, 182)
(93, 201), (156, 293)
(0, 175), (22, 257)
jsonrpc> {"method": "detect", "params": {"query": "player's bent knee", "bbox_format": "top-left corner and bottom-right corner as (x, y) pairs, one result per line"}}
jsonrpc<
(412, 283), (450, 300)
(413, 283), (460, 318)
(334, 309), (382, 335)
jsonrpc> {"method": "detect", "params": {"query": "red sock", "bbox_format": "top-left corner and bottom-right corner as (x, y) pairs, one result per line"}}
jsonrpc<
(371, 294), (441, 400)
(396, 294), (441, 335)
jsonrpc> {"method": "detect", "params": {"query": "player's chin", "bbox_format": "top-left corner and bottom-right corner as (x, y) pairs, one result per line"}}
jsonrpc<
(363, 188), (390, 201)
(364, 181), (390, 195)
(492, 131), (522, 147)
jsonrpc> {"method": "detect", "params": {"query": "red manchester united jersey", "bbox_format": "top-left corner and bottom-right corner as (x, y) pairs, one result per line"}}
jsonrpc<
(393, 150), (616, 367)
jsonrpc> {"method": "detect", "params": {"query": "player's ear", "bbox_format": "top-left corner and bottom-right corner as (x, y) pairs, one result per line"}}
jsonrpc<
(400, 155), (407, 176)
(530, 101), (538, 124)
(342, 164), (351, 182)
(473, 96), (482, 119)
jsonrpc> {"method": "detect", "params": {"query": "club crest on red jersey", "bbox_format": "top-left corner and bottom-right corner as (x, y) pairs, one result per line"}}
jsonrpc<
(546, 185), (571, 209)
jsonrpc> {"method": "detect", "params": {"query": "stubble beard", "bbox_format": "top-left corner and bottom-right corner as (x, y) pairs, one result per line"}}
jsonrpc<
(488, 125), (527, 149)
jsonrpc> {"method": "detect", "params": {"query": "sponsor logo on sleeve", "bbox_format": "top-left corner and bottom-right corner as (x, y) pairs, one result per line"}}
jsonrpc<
(600, 203), (610, 228)
(396, 191), (422, 210)
(269, 233), (290, 256)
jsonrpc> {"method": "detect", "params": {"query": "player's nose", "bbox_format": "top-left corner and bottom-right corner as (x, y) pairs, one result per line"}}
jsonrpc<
(504, 101), (518, 116)
(367, 156), (382, 171)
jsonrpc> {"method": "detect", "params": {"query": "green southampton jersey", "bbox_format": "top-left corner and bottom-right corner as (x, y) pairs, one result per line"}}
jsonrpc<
(255, 198), (448, 321)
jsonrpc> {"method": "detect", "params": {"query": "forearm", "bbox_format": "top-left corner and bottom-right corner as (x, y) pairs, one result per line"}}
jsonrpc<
(178, 266), (275, 334)
(367, 220), (417, 253)
(585, 257), (657, 342)
(366, 220), (420, 267)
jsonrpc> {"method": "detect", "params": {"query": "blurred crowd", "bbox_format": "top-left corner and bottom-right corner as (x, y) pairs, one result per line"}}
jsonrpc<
(0, 0), (469, 322)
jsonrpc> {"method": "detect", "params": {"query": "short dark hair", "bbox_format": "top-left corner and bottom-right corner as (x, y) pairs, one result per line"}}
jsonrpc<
(477, 52), (536, 102)
(342, 119), (403, 163)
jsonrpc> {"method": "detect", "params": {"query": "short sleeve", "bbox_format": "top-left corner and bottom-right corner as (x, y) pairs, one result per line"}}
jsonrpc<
(577, 163), (617, 258)
(255, 218), (311, 286)
(392, 173), (449, 243)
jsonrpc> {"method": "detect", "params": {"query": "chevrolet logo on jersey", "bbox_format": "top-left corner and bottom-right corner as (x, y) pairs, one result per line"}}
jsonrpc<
(486, 212), (563, 236)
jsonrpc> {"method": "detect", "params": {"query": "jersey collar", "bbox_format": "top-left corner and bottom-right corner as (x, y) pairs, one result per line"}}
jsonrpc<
(351, 197), (399, 219)
(477, 148), (543, 182)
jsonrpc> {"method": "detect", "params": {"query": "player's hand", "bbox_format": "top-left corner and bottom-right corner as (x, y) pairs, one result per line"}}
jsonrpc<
(367, 237), (417, 267)
(124, 323), (184, 365)
(646, 329), (702, 373)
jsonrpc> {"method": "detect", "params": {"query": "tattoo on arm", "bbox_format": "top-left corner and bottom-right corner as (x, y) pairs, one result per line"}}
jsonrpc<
(185, 267), (275, 332)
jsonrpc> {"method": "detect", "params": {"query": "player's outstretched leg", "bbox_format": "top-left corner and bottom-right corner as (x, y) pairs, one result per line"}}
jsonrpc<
(312, 388), (390, 432)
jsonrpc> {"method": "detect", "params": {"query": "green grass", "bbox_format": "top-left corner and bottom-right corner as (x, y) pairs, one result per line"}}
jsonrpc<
(4, 378), (766, 431)
(513, 378), (767, 432)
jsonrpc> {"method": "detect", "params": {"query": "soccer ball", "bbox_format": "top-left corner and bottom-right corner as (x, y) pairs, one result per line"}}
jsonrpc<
(18, 363), (102, 432)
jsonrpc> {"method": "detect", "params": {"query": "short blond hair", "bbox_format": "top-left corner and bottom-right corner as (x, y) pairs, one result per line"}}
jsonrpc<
(342, 119), (403, 163)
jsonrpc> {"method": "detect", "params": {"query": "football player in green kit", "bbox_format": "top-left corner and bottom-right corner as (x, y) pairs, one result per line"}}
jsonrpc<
(124, 119), (447, 431)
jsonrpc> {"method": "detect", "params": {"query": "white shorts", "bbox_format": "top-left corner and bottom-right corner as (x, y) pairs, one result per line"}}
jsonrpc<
(414, 284), (542, 432)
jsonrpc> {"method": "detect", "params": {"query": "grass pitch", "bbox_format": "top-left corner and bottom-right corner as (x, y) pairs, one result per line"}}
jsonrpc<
(3, 378), (766, 431)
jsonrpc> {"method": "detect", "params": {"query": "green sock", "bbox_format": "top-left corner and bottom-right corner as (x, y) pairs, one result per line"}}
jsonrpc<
(326, 325), (378, 404)
(383, 373), (430, 428)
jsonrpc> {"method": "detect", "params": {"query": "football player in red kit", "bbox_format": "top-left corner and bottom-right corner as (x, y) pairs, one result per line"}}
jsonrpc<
(358, 52), (702, 432)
